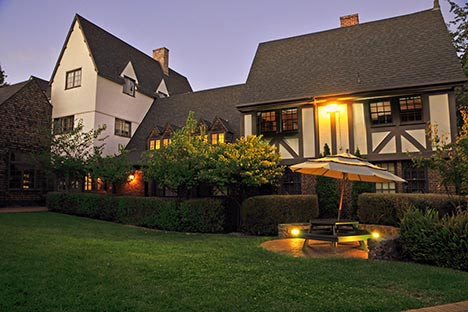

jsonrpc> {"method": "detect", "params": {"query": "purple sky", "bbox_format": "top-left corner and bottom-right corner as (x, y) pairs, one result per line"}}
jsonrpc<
(0, 0), (463, 91)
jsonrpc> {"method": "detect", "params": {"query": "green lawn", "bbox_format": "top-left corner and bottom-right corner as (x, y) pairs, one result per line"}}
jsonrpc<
(1, 213), (467, 312)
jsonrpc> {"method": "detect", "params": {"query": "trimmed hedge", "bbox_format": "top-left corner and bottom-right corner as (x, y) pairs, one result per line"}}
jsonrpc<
(357, 193), (467, 226)
(47, 192), (228, 233)
(240, 195), (319, 236)
(400, 207), (468, 271)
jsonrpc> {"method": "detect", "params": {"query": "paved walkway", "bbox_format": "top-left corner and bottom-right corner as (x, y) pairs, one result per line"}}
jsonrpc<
(405, 300), (468, 312)
(0, 207), (48, 213)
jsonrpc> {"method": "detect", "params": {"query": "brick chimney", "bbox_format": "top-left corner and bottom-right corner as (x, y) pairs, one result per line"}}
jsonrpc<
(153, 47), (169, 76)
(340, 14), (359, 27)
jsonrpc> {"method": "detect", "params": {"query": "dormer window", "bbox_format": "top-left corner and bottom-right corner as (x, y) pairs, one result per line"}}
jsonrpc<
(211, 133), (225, 145)
(123, 76), (135, 96)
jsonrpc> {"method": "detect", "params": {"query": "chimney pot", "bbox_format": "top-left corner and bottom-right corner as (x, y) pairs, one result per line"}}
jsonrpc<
(153, 47), (169, 76)
(340, 14), (359, 27)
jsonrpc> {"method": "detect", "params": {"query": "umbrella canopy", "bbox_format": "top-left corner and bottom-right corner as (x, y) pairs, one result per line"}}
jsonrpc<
(290, 152), (406, 220)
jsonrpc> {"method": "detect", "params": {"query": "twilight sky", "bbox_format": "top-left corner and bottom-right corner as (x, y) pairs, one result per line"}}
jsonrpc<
(0, 0), (464, 91)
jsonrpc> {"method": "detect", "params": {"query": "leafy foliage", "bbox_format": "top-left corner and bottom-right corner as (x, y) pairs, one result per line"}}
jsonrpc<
(240, 195), (319, 235)
(357, 193), (466, 226)
(47, 192), (231, 233)
(400, 206), (468, 271)
(39, 120), (106, 191)
(142, 113), (284, 199)
(0, 64), (6, 86)
(413, 111), (468, 195)
(142, 112), (211, 198)
(91, 146), (134, 193)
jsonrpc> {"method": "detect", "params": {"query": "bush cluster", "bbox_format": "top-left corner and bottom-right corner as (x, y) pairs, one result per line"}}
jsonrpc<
(241, 195), (319, 235)
(357, 193), (466, 226)
(47, 192), (228, 233)
(400, 207), (468, 271)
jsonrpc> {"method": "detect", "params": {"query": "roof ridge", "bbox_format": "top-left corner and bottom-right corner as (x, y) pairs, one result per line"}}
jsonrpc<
(0, 80), (31, 106)
(258, 8), (437, 47)
(76, 14), (184, 77)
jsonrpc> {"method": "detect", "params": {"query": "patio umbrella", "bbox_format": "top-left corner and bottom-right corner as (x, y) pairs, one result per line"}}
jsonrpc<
(290, 152), (406, 220)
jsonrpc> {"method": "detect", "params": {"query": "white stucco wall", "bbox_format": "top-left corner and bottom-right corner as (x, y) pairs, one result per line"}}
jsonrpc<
(244, 114), (252, 137)
(95, 76), (154, 155)
(429, 94), (451, 144)
(302, 107), (315, 158)
(352, 103), (367, 155)
(51, 20), (97, 119)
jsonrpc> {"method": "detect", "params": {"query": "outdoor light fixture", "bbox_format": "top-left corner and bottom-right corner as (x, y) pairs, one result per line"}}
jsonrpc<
(127, 174), (135, 182)
(290, 228), (300, 236)
(325, 103), (339, 113)
(371, 231), (380, 239)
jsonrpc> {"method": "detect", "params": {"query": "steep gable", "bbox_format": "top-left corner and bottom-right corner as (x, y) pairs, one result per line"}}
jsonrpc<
(51, 14), (192, 98)
(240, 8), (467, 106)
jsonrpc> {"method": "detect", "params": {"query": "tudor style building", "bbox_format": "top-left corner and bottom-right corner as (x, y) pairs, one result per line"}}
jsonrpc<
(0, 77), (52, 206)
(50, 14), (192, 156)
(237, 6), (466, 193)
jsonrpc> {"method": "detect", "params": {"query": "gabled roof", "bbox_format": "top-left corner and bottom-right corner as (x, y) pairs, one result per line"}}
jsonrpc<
(127, 84), (243, 164)
(0, 77), (50, 106)
(239, 8), (467, 106)
(0, 81), (29, 105)
(51, 14), (192, 97)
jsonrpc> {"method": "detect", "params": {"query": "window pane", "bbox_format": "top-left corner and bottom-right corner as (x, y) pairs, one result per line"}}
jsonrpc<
(211, 133), (218, 145)
(218, 133), (225, 144)
(149, 140), (155, 150)
(374, 162), (396, 193)
(123, 77), (135, 96)
(370, 101), (392, 125)
(115, 118), (131, 137)
(400, 96), (423, 122)
(281, 108), (298, 131)
(260, 111), (277, 133)
(66, 69), (81, 89)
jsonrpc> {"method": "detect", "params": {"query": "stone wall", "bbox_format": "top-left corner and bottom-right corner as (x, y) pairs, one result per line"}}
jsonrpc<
(0, 80), (51, 206)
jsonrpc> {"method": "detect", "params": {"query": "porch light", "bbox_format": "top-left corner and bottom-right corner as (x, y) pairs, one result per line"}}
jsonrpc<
(325, 103), (339, 113)
(127, 174), (135, 182)
(371, 231), (380, 239)
(290, 228), (301, 236)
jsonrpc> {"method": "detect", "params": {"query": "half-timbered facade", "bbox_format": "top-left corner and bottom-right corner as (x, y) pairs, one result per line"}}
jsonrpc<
(237, 5), (466, 193)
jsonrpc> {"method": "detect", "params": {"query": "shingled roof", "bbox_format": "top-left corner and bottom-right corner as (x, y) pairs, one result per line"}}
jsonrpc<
(239, 8), (467, 106)
(0, 77), (50, 106)
(51, 14), (192, 97)
(127, 84), (243, 164)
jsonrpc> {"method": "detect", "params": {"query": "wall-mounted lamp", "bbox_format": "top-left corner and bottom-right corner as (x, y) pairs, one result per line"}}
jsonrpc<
(325, 103), (339, 113)
(290, 228), (301, 237)
(127, 174), (135, 182)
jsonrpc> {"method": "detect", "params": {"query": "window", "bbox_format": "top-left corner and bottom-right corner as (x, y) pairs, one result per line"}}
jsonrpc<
(163, 138), (170, 146)
(66, 68), (81, 89)
(281, 168), (302, 194)
(259, 108), (298, 134)
(399, 96), (422, 122)
(281, 109), (298, 132)
(403, 161), (426, 193)
(53, 115), (74, 134)
(260, 111), (277, 133)
(369, 100), (392, 125)
(84, 174), (93, 191)
(149, 139), (161, 150)
(123, 76), (135, 96)
(375, 162), (396, 193)
(211, 133), (225, 145)
(9, 153), (38, 190)
(115, 118), (131, 137)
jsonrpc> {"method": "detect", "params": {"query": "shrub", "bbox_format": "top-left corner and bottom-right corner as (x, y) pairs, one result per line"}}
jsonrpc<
(46, 192), (232, 233)
(400, 207), (468, 271)
(357, 193), (466, 226)
(240, 195), (319, 235)
(315, 177), (339, 218)
(180, 198), (226, 233)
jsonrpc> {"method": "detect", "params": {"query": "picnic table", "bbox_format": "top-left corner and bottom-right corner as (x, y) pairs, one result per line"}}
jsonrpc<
(302, 219), (371, 251)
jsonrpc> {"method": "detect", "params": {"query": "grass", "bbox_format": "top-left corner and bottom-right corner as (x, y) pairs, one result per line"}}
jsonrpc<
(1, 213), (467, 312)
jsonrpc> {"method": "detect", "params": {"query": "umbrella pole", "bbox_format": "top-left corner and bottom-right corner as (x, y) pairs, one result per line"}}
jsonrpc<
(337, 173), (347, 221)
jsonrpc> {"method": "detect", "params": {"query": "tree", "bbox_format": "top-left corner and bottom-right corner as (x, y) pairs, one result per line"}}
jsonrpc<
(90, 146), (134, 194)
(142, 113), (284, 200)
(39, 120), (106, 191)
(142, 112), (211, 198)
(0, 65), (7, 86)
(315, 144), (340, 218)
(447, 0), (468, 125)
(413, 110), (468, 196)
(203, 135), (284, 199)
